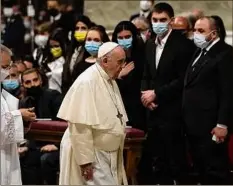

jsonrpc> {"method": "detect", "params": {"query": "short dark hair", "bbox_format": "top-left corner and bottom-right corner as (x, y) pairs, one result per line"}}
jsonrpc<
(211, 15), (226, 41)
(21, 68), (41, 83)
(152, 2), (174, 18)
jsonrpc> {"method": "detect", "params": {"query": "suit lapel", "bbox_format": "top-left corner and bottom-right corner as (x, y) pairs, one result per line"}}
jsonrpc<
(149, 40), (157, 78)
(184, 49), (201, 86)
(186, 54), (210, 85)
(185, 40), (224, 86)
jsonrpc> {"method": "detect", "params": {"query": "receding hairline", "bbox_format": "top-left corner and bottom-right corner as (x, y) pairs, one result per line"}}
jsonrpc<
(0, 44), (13, 56)
(198, 16), (217, 31)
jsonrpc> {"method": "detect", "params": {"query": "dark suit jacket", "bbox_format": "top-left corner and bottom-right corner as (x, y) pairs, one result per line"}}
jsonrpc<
(141, 30), (196, 122)
(183, 40), (233, 136)
(19, 88), (63, 120)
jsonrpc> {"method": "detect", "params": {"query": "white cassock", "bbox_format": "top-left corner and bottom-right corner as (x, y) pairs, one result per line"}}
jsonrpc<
(57, 63), (128, 185)
(1, 89), (24, 185)
(46, 56), (65, 93)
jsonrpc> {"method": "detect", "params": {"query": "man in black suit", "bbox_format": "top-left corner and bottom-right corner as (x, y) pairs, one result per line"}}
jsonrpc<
(183, 16), (233, 185)
(138, 2), (196, 184)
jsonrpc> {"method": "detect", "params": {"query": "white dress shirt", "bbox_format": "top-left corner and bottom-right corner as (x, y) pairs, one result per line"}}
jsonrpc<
(50, 13), (61, 23)
(140, 10), (150, 18)
(155, 29), (172, 69)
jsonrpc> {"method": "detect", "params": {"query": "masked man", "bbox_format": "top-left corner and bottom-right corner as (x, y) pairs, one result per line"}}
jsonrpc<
(1, 44), (36, 185)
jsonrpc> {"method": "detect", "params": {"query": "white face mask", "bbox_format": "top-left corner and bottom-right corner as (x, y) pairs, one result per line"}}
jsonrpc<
(193, 32), (212, 49)
(1, 69), (10, 82)
(3, 8), (13, 17)
(140, 0), (152, 11)
(35, 35), (49, 47)
(24, 21), (31, 29)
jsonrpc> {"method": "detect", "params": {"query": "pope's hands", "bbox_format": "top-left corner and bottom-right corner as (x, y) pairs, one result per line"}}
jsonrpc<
(141, 90), (158, 110)
(19, 108), (36, 121)
(80, 163), (94, 181)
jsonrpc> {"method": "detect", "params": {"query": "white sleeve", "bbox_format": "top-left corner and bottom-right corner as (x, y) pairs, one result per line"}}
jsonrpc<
(1, 108), (16, 146)
(11, 110), (24, 143)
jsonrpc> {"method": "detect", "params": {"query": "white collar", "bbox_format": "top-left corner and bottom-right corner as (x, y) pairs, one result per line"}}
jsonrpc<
(50, 13), (61, 22)
(155, 29), (172, 48)
(206, 37), (220, 51)
(140, 10), (150, 18)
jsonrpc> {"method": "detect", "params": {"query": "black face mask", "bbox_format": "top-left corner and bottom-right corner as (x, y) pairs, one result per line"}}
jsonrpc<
(26, 86), (42, 97)
(48, 8), (59, 17)
(175, 29), (187, 35)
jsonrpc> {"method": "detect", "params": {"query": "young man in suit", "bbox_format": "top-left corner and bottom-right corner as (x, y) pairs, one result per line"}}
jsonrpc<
(183, 16), (233, 185)
(138, 2), (196, 184)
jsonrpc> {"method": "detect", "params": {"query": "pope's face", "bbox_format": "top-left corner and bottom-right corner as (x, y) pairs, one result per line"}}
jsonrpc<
(105, 46), (126, 79)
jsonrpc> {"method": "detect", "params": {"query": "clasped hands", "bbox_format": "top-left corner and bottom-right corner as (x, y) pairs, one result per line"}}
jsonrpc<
(141, 90), (158, 110)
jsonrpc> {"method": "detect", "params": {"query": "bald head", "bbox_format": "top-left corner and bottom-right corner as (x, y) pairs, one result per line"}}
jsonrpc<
(195, 17), (218, 33)
(172, 16), (189, 30)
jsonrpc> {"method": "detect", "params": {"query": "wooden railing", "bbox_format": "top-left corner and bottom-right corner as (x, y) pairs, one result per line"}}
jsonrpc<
(24, 121), (145, 185)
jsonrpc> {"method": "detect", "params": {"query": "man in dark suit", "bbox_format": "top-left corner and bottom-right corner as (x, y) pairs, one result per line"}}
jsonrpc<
(183, 16), (233, 185)
(138, 2), (196, 184)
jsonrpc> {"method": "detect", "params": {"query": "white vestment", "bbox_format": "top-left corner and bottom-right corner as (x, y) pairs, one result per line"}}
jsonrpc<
(57, 63), (128, 185)
(1, 89), (24, 185)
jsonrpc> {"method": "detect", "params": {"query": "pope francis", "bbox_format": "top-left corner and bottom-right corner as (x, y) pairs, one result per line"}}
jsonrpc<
(57, 42), (128, 185)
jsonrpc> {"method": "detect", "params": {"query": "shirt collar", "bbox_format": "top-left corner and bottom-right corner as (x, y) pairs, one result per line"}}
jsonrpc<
(206, 37), (220, 51)
(95, 63), (111, 81)
(140, 10), (150, 18)
(155, 29), (172, 48)
(50, 13), (61, 22)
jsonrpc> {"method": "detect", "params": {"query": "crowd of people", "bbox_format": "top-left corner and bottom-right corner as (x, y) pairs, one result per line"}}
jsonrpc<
(1, 0), (233, 185)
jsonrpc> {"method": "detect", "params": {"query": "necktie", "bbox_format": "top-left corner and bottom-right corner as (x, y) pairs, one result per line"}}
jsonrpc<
(187, 49), (207, 81)
(191, 48), (207, 70)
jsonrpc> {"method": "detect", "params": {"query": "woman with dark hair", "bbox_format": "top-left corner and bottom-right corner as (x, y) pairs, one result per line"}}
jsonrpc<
(112, 20), (146, 130)
(42, 27), (67, 93)
(61, 15), (93, 94)
(211, 15), (226, 41)
(72, 25), (110, 79)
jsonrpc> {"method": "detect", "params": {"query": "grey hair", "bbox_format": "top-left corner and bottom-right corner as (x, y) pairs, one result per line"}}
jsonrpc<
(131, 16), (150, 29)
(0, 44), (13, 56)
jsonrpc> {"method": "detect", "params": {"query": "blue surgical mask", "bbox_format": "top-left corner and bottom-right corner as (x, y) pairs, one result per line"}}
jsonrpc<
(85, 41), (102, 56)
(193, 32), (212, 49)
(2, 79), (20, 91)
(152, 22), (168, 36)
(117, 37), (133, 49)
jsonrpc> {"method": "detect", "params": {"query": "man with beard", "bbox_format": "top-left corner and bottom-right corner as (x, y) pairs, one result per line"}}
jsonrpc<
(19, 68), (63, 185)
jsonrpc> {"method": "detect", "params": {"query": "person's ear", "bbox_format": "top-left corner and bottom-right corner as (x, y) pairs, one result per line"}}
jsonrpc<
(169, 17), (175, 26)
(103, 57), (108, 64)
